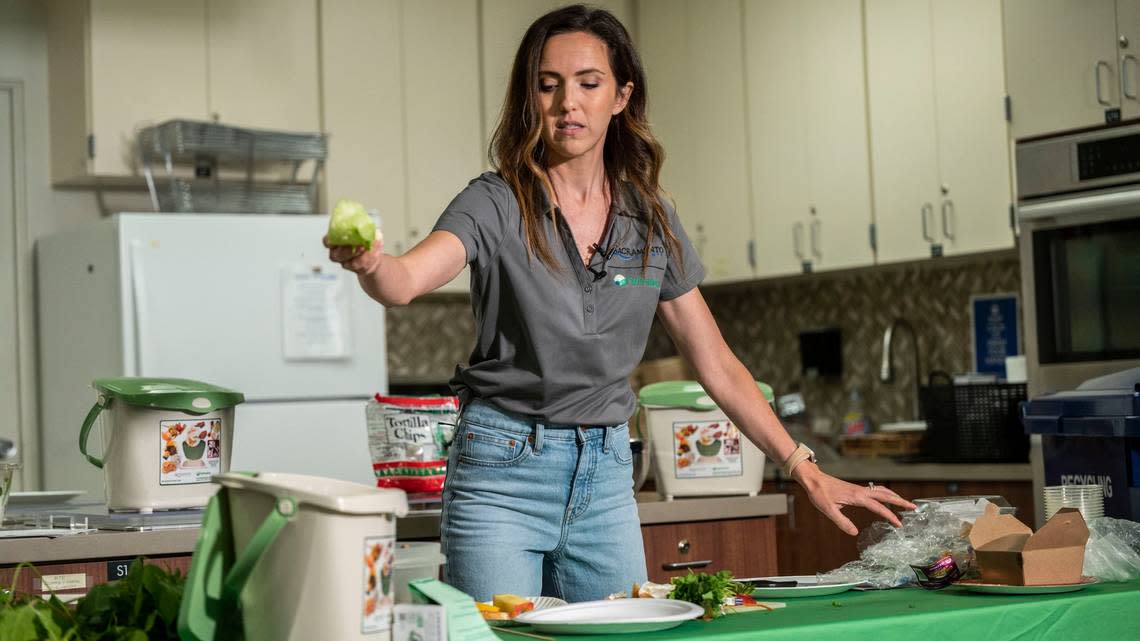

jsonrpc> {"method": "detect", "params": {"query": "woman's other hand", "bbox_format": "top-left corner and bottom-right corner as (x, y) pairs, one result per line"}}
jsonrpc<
(324, 234), (383, 276)
(794, 463), (917, 535)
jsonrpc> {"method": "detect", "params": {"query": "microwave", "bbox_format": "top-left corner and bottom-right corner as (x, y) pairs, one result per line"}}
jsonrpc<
(1017, 123), (1140, 400)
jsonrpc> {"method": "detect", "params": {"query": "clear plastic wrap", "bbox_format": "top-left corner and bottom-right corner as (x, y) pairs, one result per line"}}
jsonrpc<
(818, 501), (986, 589)
(1084, 517), (1140, 582)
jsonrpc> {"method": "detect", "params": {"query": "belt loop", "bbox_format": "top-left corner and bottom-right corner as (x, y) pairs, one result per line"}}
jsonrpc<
(533, 423), (544, 454)
(575, 426), (586, 445)
(603, 426), (612, 453)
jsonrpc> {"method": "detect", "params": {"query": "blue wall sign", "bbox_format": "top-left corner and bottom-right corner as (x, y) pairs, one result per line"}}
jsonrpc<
(971, 293), (1019, 378)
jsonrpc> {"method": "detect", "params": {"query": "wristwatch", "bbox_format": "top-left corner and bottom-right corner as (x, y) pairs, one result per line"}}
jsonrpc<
(782, 443), (818, 477)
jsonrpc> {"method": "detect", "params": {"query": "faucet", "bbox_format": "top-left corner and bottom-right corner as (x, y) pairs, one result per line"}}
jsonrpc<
(880, 318), (922, 421)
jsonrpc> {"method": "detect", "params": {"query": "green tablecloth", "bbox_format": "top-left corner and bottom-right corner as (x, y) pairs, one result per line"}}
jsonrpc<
(499, 579), (1140, 641)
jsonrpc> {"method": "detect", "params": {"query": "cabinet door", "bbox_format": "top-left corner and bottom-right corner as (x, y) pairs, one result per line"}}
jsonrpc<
(403, 0), (482, 293)
(743, 0), (810, 278)
(641, 517), (777, 583)
(639, 0), (754, 283)
(319, 0), (409, 254)
(931, 0), (1014, 256)
(1003, 0), (1119, 140)
(1121, 0), (1140, 121)
(206, 0), (320, 132)
(746, 0), (872, 277)
(866, 0), (941, 265)
(88, 0), (208, 177)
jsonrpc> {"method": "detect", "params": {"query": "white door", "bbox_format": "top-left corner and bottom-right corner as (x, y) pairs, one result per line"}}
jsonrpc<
(1120, 0), (1140, 121)
(0, 85), (23, 486)
(206, 0), (321, 131)
(866, 0), (941, 264)
(932, 0), (1014, 256)
(89, 0), (209, 176)
(1003, 0), (1119, 140)
(120, 214), (386, 401)
(640, 0), (754, 283)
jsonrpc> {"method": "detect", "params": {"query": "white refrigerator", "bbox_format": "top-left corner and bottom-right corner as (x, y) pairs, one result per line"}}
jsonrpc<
(37, 213), (383, 501)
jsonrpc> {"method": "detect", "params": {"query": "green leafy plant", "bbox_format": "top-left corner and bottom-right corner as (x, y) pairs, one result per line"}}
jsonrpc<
(0, 559), (185, 640)
(669, 570), (753, 620)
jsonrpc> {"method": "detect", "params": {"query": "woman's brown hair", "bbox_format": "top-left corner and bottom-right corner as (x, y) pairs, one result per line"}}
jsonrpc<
(490, 4), (682, 273)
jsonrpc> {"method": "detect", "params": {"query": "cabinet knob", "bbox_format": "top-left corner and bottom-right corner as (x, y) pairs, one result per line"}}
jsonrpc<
(677, 539), (691, 554)
(940, 184), (950, 195)
(1121, 35), (1130, 49)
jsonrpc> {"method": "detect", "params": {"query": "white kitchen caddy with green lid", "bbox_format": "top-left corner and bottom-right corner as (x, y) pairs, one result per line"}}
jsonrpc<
(79, 377), (244, 511)
(179, 472), (408, 641)
(639, 380), (773, 500)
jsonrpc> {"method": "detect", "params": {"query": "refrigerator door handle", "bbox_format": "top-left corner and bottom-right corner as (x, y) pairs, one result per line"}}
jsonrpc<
(129, 240), (149, 376)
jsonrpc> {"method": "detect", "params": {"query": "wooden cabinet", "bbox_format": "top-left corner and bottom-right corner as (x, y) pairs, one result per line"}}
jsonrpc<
(48, 0), (320, 184)
(48, 0), (209, 183)
(641, 517), (778, 583)
(1003, 0), (1139, 140)
(743, 0), (874, 277)
(638, 0), (755, 283)
(763, 478), (1035, 576)
(866, 0), (1013, 264)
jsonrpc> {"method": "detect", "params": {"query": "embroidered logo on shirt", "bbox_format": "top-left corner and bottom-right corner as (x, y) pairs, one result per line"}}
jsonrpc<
(613, 273), (660, 289)
(611, 245), (665, 262)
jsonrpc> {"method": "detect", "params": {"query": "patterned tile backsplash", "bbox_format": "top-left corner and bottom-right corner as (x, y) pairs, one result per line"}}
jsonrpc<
(386, 251), (1022, 429)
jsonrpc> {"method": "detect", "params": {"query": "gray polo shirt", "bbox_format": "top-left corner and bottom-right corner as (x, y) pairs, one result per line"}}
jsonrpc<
(433, 171), (704, 425)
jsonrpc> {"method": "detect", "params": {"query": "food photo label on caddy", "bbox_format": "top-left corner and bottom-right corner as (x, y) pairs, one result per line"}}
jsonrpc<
(159, 419), (221, 485)
(363, 535), (396, 634)
(673, 420), (744, 479)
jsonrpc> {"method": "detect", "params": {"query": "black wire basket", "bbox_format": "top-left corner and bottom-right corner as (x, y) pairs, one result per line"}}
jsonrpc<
(918, 375), (1029, 462)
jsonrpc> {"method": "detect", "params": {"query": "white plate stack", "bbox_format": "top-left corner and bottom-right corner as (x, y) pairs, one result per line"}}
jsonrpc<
(1043, 484), (1104, 521)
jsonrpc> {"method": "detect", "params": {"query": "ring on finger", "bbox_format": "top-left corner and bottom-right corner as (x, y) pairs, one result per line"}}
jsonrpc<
(867, 481), (877, 493)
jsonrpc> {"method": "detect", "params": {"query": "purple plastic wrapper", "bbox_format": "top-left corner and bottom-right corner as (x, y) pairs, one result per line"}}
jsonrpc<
(910, 554), (961, 590)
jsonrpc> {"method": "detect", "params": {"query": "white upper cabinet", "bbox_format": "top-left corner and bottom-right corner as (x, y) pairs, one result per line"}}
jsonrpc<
(1003, 0), (1128, 140)
(49, 0), (209, 183)
(205, 0), (320, 133)
(321, 0), (480, 294)
(867, 0), (1013, 264)
(744, 0), (873, 277)
(639, 0), (754, 283)
(48, 0), (320, 184)
(320, 0), (408, 255)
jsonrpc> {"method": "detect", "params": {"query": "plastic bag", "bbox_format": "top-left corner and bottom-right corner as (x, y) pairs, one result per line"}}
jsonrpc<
(366, 395), (458, 493)
(1084, 517), (1140, 582)
(818, 502), (980, 589)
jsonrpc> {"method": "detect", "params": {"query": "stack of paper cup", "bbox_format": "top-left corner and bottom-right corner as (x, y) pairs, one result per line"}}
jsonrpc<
(1043, 484), (1104, 521)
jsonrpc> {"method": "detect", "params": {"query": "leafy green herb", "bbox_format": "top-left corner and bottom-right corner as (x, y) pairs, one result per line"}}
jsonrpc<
(0, 558), (185, 640)
(669, 570), (752, 620)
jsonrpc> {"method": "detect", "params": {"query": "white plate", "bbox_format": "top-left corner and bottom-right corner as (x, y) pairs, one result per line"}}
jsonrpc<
(742, 575), (861, 598)
(6, 491), (86, 505)
(481, 596), (567, 627)
(513, 599), (704, 635)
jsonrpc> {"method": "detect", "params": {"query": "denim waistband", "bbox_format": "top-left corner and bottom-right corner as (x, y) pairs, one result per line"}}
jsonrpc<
(460, 399), (626, 448)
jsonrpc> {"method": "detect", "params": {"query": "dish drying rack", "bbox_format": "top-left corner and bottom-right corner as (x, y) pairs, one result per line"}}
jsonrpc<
(137, 120), (327, 215)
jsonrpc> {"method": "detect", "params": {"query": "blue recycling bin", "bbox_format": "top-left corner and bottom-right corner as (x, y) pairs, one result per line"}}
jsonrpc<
(1021, 369), (1140, 520)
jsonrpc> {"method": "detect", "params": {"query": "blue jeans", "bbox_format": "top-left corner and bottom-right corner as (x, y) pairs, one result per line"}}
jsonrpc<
(440, 400), (647, 602)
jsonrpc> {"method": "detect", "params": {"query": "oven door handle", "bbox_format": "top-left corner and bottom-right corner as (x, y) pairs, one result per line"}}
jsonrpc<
(1017, 188), (1140, 222)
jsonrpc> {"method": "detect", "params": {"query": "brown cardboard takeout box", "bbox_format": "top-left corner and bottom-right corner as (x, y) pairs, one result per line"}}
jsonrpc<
(968, 504), (1090, 586)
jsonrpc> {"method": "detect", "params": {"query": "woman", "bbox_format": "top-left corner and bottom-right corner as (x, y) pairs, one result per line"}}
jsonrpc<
(328, 5), (913, 602)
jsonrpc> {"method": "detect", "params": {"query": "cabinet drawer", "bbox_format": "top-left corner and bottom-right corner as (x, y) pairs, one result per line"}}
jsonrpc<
(640, 517), (777, 583)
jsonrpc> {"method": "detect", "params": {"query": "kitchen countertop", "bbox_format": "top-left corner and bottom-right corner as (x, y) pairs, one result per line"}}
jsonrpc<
(2, 492), (788, 564)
